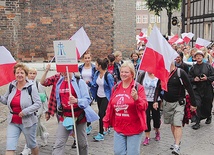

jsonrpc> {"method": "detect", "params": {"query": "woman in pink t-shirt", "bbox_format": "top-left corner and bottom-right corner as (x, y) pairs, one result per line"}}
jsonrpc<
(103, 61), (148, 155)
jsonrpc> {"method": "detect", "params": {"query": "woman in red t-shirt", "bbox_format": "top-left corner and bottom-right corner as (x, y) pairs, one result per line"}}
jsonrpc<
(103, 61), (148, 155)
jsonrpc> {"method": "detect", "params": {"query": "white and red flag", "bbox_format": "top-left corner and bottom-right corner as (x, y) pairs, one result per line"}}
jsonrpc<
(0, 46), (16, 86)
(138, 29), (148, 44)
(69, 27), (91, 59)
(139, 26), (178, 91)
(168, 34), (179, 45)
(175, 38), (184, 44)
(195, 38), (211, 49)
(181, 32), (194, 44)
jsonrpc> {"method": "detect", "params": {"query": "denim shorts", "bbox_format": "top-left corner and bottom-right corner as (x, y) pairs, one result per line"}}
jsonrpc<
(6, 123), (37, 150)
(163, 100), (185, 126)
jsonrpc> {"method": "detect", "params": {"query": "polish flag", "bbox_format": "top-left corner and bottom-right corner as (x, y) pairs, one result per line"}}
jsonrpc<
(195, 38), (211, 49)
(0, 46), (16, 86)
(69, 27), (91, 59)
(138, 29), (148, 44)
(139, 26), (178, 91)
(168, 34), (179, 44)
(175, 38), (184, 44)
(181, 32), (194, 44)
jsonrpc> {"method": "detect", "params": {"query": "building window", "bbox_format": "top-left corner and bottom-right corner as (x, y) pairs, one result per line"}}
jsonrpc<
(156, 16), (160, 23)
(136, 15), (142, 23)
(142, 15), (148, 23)
(136, 1), (142, 10)
(150, 14), (156, 23)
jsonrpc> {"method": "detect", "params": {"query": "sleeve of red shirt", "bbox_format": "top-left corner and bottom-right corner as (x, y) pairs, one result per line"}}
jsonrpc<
(134, 84), (148, 111)
(42, 74), (59, 87)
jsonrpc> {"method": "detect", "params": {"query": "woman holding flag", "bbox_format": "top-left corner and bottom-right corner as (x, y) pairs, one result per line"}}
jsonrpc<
(0, 63), (41, 155)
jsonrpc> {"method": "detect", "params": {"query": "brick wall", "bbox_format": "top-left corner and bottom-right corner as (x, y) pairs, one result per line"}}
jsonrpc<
(113, 0), (136, 58)
(0, 0), (136, 62)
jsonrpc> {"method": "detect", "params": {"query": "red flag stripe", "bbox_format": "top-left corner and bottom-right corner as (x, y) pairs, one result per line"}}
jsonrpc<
(139, 47), (169, 90)
(0, 63), (16, 86)
(56, 64), (79, 72)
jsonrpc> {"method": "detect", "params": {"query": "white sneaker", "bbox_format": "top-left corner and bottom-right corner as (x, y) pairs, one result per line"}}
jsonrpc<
(20, 144), (31, 155)
(41, 132), (49, 146)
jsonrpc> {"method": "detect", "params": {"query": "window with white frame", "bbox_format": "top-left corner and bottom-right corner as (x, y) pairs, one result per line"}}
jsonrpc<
(136, 1), (142, 10)
(150, 14), (156, 23)
(142, 15), (148, 23)
(136, 15), (142, 23)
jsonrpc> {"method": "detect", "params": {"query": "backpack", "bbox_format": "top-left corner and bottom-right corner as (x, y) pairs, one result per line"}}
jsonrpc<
(177, 68), (183, 85)
(112, 81), (139, 94)
(9, 83), (37, 115)
(104, 71), (110, 86)
(9, 84), (34, 104)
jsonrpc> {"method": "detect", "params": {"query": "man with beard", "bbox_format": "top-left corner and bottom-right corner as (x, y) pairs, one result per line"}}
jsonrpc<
(189, 50), (214, 130)
(175, 52), (190, 74)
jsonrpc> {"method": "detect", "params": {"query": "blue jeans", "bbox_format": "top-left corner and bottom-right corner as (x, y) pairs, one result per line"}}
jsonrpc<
(114, 131), (143, 155)
(6, 123), (37, 150)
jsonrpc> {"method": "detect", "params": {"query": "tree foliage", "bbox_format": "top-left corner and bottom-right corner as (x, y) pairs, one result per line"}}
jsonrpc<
(145, 0), (181, 16)
(145, 0), (182, 35)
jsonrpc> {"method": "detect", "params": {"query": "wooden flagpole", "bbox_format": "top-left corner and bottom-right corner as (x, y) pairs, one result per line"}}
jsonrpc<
(66, 66), (79, 155)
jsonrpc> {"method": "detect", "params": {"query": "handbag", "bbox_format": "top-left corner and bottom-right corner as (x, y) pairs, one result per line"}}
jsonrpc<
(38, 93), (47, 102)
(62, 117), (76, 130)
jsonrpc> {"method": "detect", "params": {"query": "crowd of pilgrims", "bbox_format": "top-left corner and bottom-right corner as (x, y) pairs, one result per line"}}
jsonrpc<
(0, 41), (214, 155)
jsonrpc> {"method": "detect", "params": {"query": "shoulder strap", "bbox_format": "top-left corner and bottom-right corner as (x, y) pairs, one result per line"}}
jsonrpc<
(137, 71), (146, 84)
(104, 71), (109, 85)
(112, 81), (139, 93)
(135, 81), (139, 91)
(74, 73), (81, 86)
(27, 85), (34, 104)
(9, 83), (14, 94)
(35, 81), (39, 90)
(177, 68), (183, 85)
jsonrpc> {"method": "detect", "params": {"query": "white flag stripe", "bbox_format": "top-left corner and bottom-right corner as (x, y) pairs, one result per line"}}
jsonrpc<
(146, 26), (178, 72)
(0, 46), (16, 64)
(195, 38), (211, 47)
(181, 32), (194, 39)
(70, 27), (91, 57)
(175, 38), (184, 44)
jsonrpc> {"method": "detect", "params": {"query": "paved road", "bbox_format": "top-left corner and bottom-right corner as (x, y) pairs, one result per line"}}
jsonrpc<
(0, 102), (214, 155)
(0, 64), (214, 155)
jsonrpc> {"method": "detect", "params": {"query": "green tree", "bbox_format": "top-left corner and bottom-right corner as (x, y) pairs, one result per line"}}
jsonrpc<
(145, 0), (181, 36)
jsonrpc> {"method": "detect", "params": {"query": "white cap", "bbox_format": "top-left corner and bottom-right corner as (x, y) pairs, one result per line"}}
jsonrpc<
(194, 50), (204, 57)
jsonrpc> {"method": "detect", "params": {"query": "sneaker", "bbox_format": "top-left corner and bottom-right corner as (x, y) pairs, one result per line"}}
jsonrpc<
(93, 133), (104, 141)
(192, 123), (200, 130)
(172, 145), (180, 155)
(86, 126), (92, 135)
(205, 117), (211, 124)
(20, 144), (31, 155)
(155, 131), (160, 141)
(142, 137), (150, 146)
(41, 132), (49, 146)
(103, 128), (111, 135)
(170, 142), (181, 150)
(72, 140), (76, 148)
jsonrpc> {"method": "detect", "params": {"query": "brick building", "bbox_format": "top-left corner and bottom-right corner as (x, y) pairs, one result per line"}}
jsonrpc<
(0, 0), (136, 62)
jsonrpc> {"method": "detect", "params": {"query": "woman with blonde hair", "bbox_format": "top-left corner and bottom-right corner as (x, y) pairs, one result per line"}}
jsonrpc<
(200, 47), (212, 64)
(103, 61), (148, 155)
(114, 51), (123, 67)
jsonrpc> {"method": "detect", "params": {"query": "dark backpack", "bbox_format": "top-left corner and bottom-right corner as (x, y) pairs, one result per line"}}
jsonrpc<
(9, 83), (36, 115)
(104, 71), (111, 86)
(9, 84), (33, 104)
